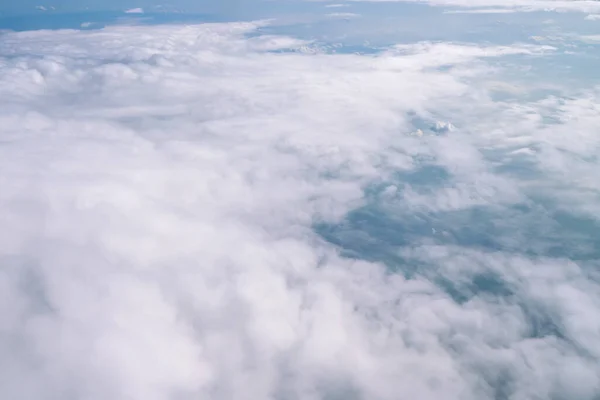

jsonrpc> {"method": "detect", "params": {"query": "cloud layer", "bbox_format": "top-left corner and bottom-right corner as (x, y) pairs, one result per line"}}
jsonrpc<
(329, 0), (600, 14)
(1, 21), (599, 400)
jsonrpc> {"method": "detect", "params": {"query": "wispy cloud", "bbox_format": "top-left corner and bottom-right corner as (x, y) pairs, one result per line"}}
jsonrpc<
(334, 0), (600, 14)
(124, 7), (144, 14)
(326, 12), (361, 18)
(444, 8), (517, 13)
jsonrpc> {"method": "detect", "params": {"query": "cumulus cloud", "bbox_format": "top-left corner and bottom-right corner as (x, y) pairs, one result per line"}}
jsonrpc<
(0, 19), (599, 400)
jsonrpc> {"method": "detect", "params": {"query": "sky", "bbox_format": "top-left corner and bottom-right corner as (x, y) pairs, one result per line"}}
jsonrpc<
(0, 1), (600, 400)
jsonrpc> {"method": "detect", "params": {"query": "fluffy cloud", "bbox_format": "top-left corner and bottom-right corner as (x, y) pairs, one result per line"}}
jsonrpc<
(0, 20), (599, 400)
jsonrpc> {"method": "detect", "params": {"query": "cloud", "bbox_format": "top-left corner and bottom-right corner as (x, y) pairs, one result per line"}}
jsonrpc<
(124, 7), (144, 14)
(579, 34), (600, 42)
(443, 8), (518, 13)
(333, 0), (600, 14)
(326, 12), (361, 18)
(0, 19), (599, 400)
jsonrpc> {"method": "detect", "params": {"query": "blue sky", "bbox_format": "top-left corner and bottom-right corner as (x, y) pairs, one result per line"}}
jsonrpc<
(1, 0), (252, 15)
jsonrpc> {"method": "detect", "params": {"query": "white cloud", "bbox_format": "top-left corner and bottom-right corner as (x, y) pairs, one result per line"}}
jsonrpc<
(326, 12), (361, 18)
(336, 0), (600, 13)
(579, 34), (600, 42)
(124, 7), (144, 14)
(585, 14), (600, 20)
(0, 20), (599, 400)
(444, 8), (518, 13)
